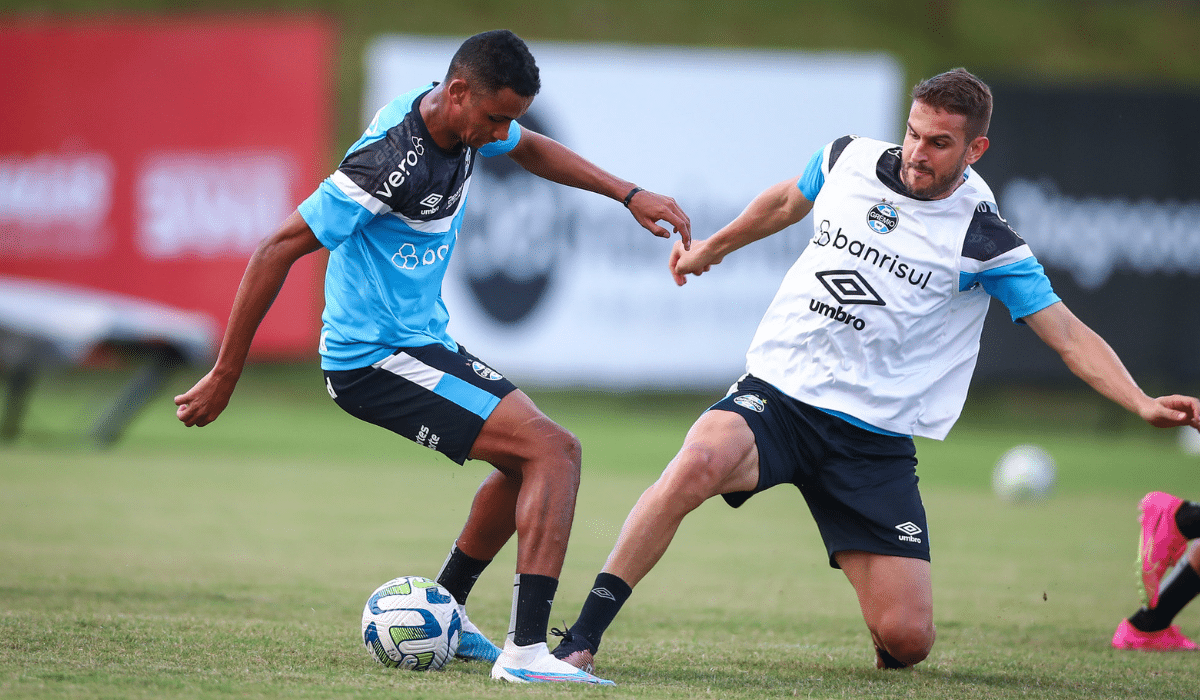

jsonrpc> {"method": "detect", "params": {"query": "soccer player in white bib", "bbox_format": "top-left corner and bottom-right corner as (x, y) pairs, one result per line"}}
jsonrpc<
(173, 30), (690, 685)
(550, 68), (1200, 672)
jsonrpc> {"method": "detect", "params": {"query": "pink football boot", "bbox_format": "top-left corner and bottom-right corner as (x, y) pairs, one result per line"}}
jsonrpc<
(1138, 492), (1187, 608)
(1112, 619), (1197, 651)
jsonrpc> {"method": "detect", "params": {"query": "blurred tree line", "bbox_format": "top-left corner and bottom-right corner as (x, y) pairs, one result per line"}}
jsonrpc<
(4, 0), (1198, 165)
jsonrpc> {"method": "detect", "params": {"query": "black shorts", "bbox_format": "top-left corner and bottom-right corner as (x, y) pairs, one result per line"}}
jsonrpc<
(710, 374), (928, 568)
(323, 344), (517, 465)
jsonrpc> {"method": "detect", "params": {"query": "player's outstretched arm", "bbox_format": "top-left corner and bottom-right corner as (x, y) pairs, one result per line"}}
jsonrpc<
(506, 127), (691, 248)
(175, 212), (323, 427)
(671, 176), (813, 286)
(1025, 302), (1200, 430)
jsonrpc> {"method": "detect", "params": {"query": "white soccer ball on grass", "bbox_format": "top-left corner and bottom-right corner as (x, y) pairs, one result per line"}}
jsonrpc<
(991, 444), (1056, 503)
(1179, 427), (1200, 456)
(362, 576), (461, 670)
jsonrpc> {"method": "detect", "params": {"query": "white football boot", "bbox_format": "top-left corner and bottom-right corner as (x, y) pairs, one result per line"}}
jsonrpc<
(490, 640), (614, 685)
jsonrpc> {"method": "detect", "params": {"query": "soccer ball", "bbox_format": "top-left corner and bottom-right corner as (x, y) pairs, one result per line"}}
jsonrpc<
(991, 444), (1056, 503)
(362, 576), (461, 670)
(1179, 427), (1200, 456)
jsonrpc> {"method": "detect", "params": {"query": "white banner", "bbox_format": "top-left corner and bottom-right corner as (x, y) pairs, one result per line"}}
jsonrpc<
(364, 36), (903, 389)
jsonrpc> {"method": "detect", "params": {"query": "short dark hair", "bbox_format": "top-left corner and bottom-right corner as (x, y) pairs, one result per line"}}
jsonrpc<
(911, 68), (992, 140)
(446, 29), (540, 98)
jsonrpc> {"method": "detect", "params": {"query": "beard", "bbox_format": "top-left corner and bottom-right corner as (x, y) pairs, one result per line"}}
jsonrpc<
(900, 156), (967, 200)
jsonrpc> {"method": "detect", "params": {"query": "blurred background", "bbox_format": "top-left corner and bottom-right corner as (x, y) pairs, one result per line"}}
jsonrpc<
(1, 0), (1199, 444)
(3, 7), (1200, 696)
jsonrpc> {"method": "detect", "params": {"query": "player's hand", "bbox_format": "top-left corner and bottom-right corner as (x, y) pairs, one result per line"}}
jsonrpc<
(174, 369), (238, 427)
(669, 238), (719, 286)
(627, 189), (692, 250)
(1140, 394), (1200, 429)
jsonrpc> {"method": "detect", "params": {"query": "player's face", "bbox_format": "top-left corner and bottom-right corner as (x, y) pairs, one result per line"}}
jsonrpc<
(900, 100), (988, 200)
(456, 84), (533, 150)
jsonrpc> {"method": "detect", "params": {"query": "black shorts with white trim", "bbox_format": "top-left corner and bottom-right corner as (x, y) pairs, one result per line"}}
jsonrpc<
(324, 343), (517, 464)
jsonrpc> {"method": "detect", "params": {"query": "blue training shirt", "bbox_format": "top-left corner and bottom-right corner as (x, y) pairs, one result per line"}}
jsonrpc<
(298, 84), (521, 370)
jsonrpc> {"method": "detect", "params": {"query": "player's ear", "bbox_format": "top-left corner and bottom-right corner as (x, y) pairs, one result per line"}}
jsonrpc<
(445, 77), (471, 105)
(965, 135), (989, 165)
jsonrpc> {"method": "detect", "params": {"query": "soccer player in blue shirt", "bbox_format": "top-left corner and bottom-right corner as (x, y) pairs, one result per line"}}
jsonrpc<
(174, 29), (689, 685)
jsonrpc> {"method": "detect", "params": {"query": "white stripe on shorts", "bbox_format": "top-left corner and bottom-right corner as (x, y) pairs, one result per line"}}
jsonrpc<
(372, 351), (444, 391)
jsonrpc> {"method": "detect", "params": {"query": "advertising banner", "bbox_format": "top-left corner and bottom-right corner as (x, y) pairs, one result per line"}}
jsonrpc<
(364, 36), (903, 388)
(0, 17), (332, 357)
(977, 84), (1200, 385)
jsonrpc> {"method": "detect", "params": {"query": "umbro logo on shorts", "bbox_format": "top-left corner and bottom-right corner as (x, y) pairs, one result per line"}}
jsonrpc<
(895, 521), (923, 544)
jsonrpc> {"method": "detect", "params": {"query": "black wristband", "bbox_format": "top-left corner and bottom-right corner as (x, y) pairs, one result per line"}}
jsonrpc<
(622, 186), (644, 208)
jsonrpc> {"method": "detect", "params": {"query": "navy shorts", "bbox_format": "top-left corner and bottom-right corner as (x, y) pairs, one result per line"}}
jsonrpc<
(323, 344), (517, 465)
(710, 375), (928, 568)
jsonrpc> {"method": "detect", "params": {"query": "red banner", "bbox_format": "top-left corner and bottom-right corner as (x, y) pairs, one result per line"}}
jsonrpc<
(0, 16), (332, 357)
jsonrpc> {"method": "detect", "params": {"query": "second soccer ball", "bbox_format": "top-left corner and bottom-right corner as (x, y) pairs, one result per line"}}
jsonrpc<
(992, 444), (1056, 503)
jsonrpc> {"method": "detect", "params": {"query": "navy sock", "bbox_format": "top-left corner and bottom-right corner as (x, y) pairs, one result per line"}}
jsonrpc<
(568, 572), (633, 651)
(435, 544), (491, 605)
(1130, 561), (1200, 631)
(876, 646), (908, 669)
(1175, 501), (1200, 539)
(510, 573), (558, 647)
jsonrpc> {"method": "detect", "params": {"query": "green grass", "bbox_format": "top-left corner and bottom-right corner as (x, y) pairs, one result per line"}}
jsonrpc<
(2, 363), (1200, 698)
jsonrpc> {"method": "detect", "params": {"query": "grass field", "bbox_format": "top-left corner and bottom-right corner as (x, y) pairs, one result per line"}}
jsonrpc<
(2, 363), (1199, 698)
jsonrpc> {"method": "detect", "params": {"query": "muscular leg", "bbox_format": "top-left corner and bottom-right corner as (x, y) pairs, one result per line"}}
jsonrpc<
(551, 409), (761, 669)
(454, 392), (615, 682)
(835, 550), (935, 667)
(463, 389), (582, 577)
(452, 471), (519, 561)
(604, 409), (760, 587)
(435, 390), (584, 665)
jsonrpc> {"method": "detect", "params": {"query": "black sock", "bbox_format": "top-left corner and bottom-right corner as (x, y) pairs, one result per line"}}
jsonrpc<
(876, 646), (908, 669)
(1129, 562), (1200, 632)
(568, 572), (633, 651)
(510, 573), (558, 647)
(435, 544), (491, 605)
(1175, 501), (1200, 539)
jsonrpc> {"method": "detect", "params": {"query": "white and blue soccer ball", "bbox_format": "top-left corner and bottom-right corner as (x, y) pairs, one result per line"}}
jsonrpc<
(992, 444), (1056, 503)
(362, 576), (461, 670)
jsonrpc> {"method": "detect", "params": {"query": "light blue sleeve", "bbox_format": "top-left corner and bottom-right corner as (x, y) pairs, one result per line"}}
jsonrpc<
(478, 120), (522, 157)
(796, 147), (825, 201)
(960, 257), (1061, 323)
(297, 179), (375, 251)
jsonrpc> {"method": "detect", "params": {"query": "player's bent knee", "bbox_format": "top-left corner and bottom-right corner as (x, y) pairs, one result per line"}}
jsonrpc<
(546, 425), (582, 469)
(561, 429), (582, 467)
(662, 443), (730, 504)
(876, 619), (935, 666)
(677, 442), (735, 484)
(531, 423), (582, 480)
